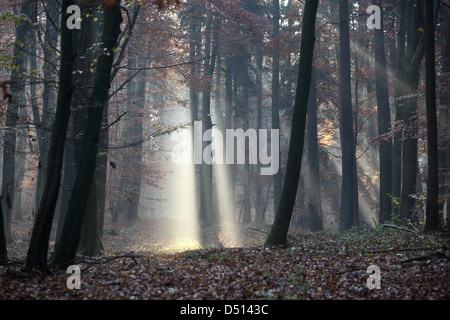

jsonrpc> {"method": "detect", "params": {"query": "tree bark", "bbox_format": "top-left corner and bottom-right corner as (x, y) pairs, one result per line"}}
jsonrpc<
(2, 0), (34, 242)
(338, 0), (357, 231)
(424, 0), (439, 231)
(0, 202), (5, 260)
(35, 0), (60, 212)
(50, 1), (123, 268)
(256, 51), (264, 225)
(307, 67), (323, 231)
(25, 0), (76, 272)
(200, 17), (218, 227)
(373, 1), (392, 223)
(266, 0), (319, 246)
(271, 0), (283, 214)
(399, 0), (424, 219)
(392, 0), (406, 201)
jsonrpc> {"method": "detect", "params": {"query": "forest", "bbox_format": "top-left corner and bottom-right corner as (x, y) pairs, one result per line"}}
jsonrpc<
(0, 0), (449, 304)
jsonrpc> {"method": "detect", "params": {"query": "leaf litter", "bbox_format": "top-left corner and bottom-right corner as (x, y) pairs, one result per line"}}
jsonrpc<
(0, 218), (448, 300)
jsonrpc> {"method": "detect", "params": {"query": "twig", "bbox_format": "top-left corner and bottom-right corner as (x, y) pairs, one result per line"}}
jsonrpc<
(407, 219), (419, 233)
(399, 251), (450, 264)
(336, 265), (367, 274)
(86, 254), (140, 265)
(101, 112), (127, 133)
(372, 217), (378, 228)
(366, 247), (443, 254)
(0, 258), (24, 266)
(80, 254), (140, 272)
(247, 227), (269, 235)
(378, 223), (416, 234)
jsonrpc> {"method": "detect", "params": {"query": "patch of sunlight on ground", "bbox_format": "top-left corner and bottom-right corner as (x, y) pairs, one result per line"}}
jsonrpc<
(160, 236), (203, 253)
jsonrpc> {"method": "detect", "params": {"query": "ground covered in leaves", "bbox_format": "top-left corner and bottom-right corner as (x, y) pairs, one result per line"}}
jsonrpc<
(0, 218), (449, 300)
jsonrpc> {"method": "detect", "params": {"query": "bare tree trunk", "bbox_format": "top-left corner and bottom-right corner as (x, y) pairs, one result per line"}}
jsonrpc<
(307, 67), (323, 231)
(271, 0), (283, 213)
(399, 0), (424, 219)
(2, 0), (34, 242)
(424, 0), (439, 230)
(338, 0), (357, 231)
(25, 0), (76, 273)
(374, 1), (392, 223)
(392, 0), (406, 201)
(200, 18), (218, 227)
(35, 0), (60, 212)
(266, 0), (319, 246)
(50, 1), (123, 268)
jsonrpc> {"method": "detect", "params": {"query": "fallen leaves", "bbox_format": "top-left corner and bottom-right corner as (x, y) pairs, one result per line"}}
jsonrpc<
(0, 219), (449, 300)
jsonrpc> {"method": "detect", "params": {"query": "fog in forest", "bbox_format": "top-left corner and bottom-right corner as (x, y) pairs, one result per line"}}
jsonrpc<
(0, 0), (448, 302)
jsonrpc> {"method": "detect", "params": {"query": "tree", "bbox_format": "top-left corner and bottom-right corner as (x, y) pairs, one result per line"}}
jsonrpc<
(25, 0), (77, 272)
(50, 0), (123, 268)
(35, 0), (60, 213)
(373, 1), (392, 223)
(307, 66), (323, 231)
(424, 0), (439, 231)
(69, 2), (105, 256)
(398, 0), (424, 219)
(338, 0), (358, 231)
(266, 0), (319, 246)
(200, 16), (217, 227)
(271, 0), (283, 213)
(392, 0), (406, 202)
(0, 204), (6, 261)
(2, 0), (34, 242)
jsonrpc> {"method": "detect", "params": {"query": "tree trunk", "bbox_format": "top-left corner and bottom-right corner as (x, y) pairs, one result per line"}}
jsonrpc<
(117, 27), (137, 220)
(25, 0), (76, 273)
(78, 179), (104, 256)
(438, 7), (450, 225)
(50, 1), (123, 269)
(399, 0), (424, 219)
(271, 0), (283, 213)
(126, 56), (147, 221)
(307, 67), (323, 232)
(200, 18), (218, 227)
(69, 5), (105, 253)
(373, 1), (392, 223)
(256, 51), (264, 225)
(0, 203), (6, 260)
(242, 59), (251, 224)
(266, 0), (319, 246)
(56, 134), (75, 238)
(35, 0), (60, 213)
(338, 0), (357, 231)
(392, 0), (406, 201)
(189, 12), (200, 220)
(424, 0), (439, 231)
(2, 0), (33, 242)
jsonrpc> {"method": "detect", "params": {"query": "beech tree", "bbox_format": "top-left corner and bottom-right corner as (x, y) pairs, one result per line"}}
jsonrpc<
(25, 0), (77, 272)
(1, 0), (34, 242)
(398, 0), (424, 219)
(50, 0), (124, 268)
(424, 0), (439, 231)
(373, 1), (392, 223)
(266, 0), (319, 246)
(338, 0), (358, 231)
(307, 66), (323, 232)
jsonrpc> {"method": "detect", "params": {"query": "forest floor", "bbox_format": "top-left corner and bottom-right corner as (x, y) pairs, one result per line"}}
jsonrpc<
(0, 217), (449, 300)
